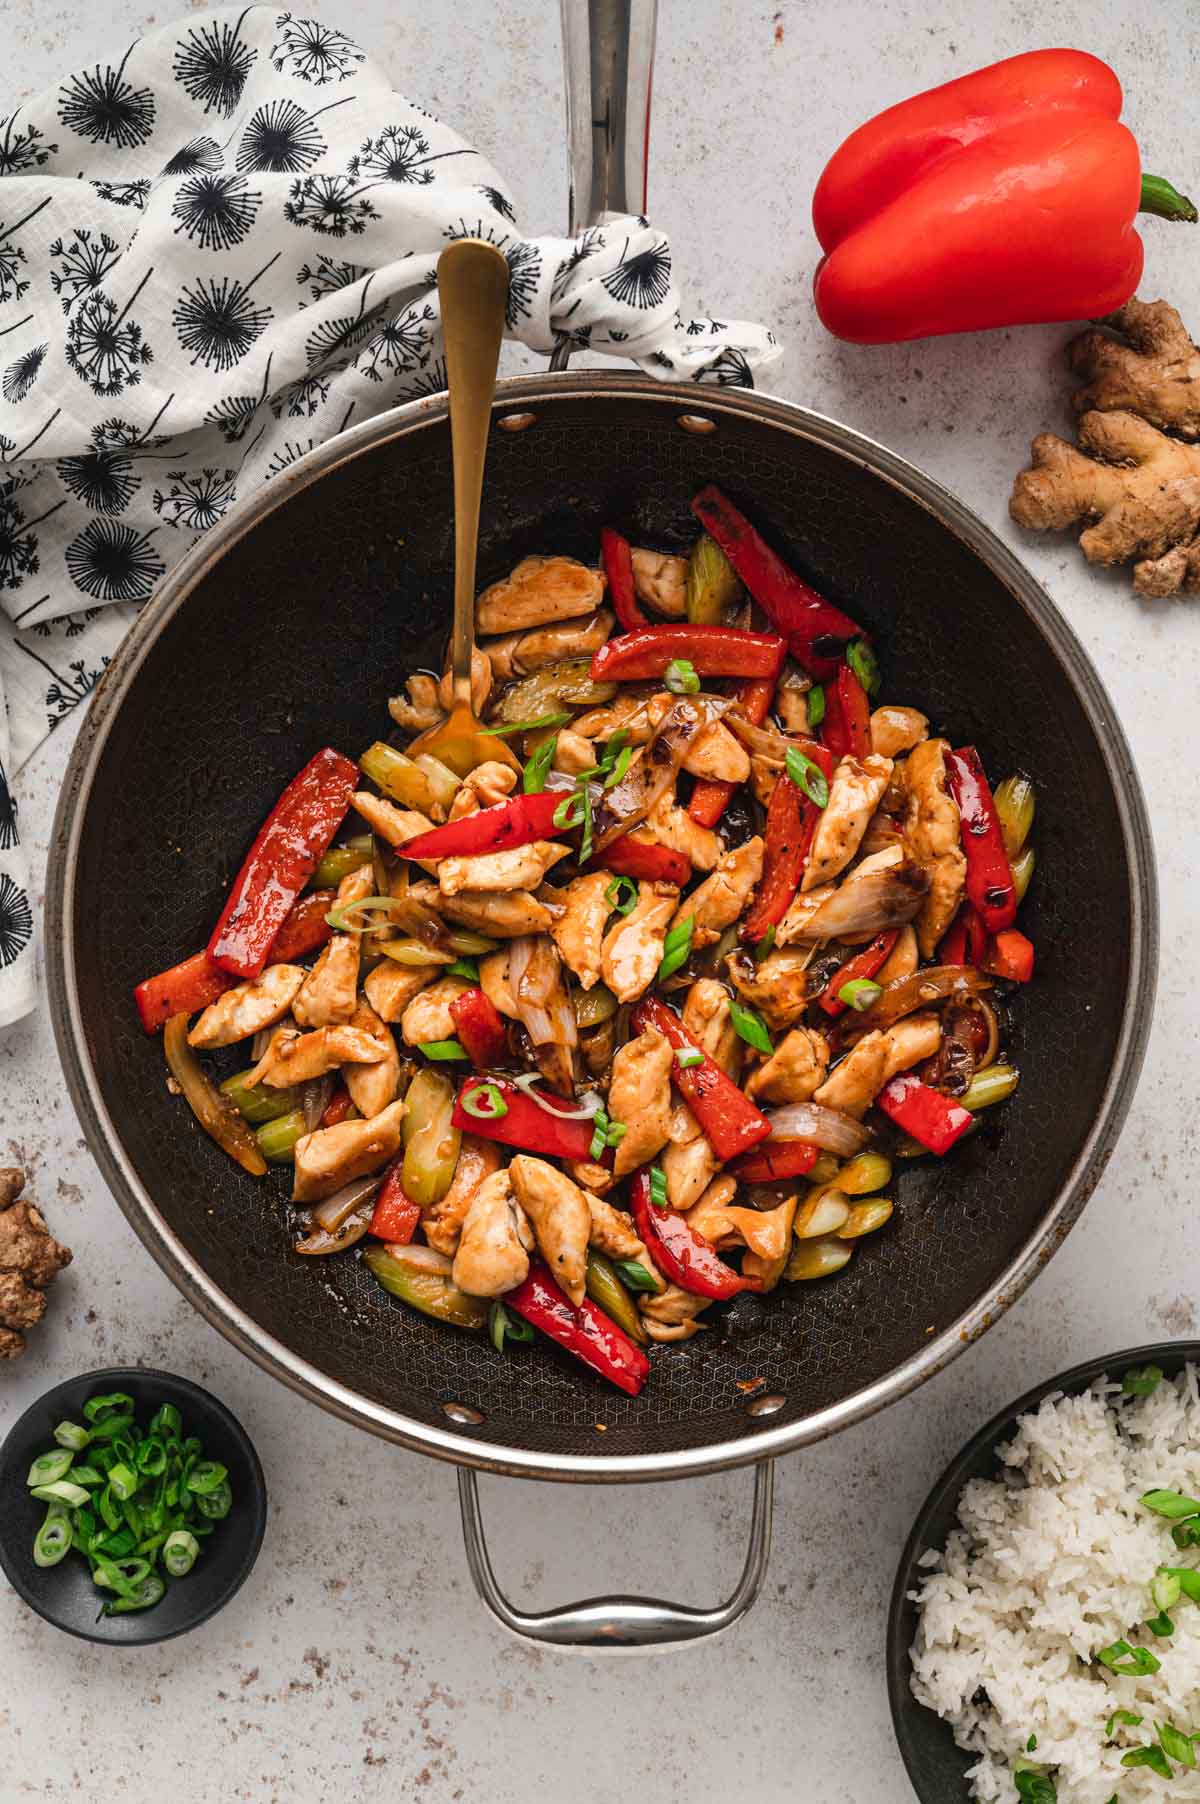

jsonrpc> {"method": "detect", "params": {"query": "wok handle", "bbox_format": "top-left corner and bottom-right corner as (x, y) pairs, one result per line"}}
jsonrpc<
(456, 1459), (773, 1651)
(552, 0), (658, 371)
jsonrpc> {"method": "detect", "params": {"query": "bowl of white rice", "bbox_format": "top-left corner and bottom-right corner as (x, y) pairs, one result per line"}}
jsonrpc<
(888, 1345), (1200, 1804)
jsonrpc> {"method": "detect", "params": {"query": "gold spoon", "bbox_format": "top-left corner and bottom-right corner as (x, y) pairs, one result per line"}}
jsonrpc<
(409, 238), (521, 778)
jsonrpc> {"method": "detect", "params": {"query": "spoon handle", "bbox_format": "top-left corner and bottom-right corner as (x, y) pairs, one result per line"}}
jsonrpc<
(437, 239), (510, 712)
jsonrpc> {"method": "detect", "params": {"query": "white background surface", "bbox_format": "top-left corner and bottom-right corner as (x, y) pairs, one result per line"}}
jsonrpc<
(3, 3), (1199, 1799)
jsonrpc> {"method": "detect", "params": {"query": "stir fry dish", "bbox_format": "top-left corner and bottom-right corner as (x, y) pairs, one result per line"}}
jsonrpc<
(134, 486), (1036, 1397)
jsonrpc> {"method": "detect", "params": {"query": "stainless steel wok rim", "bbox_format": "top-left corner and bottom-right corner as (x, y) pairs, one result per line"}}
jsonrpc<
(46, 371), (1158, 1484)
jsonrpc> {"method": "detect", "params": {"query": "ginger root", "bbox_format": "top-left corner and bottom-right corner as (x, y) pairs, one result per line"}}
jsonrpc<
(1010, 299), (1200, 595)
(0, 1168), (72, 1359)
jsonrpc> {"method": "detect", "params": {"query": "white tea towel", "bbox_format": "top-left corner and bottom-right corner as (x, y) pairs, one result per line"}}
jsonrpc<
(0, 5), (781, 1025)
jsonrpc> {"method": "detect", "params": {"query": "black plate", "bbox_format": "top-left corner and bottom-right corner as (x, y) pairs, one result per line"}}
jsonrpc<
(886, 1341), (1200, 1801)
(0, 1366), (267, 1645)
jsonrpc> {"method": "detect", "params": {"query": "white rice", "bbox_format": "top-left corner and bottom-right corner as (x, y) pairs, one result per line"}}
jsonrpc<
(909, 1366), (1200, 1802)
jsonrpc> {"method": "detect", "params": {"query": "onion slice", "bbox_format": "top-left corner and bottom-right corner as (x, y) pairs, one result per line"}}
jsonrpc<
(294, 1199), (374, 1256)
(311, 1171), (385, 1233)
(761, 1102), (869, 1159)
(301, 1074), (336, 1133)
(842, 965), (993, 1039)
(510, 1073), (603, 1119)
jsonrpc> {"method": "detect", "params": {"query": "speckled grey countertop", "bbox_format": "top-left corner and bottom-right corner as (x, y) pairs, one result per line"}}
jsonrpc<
(3, 3), (1199, 1799)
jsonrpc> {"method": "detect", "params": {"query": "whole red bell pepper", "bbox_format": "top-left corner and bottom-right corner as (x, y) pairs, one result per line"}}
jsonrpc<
(822, 665), (871, 760)
(812, 49), (1196, 346)
(589, 834), (691, 887)
(449, 987), (509, 1067)
(690, 485), (862, 678)
(982, 928), (1035, 984)
(399, 791), (564, 862)
(601, 526), (647, 632)
(878, 1071), (973, 1155)
(945, 746), (1017, 934)
(505, 1262), (650, 1395)
(134, 890), (335, 1032)
(451, 1077), (596, 1163)
(939, 903), (988, 970)
(631, 997), (771, 1162)
(818, 929), (899, 1018)
(208, 747), (358, 980)
(688, 637), (788, 828)
(590, 624), (786, 684)
(728, 1140), (820, 1184)
(368, 1157), (420, 1244)
(629, 1170), (762, 1300)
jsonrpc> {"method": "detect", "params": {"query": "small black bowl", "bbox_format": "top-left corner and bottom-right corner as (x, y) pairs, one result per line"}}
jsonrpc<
(0, 1366), (267, 1645)
(887, 1341), (1200, 1802)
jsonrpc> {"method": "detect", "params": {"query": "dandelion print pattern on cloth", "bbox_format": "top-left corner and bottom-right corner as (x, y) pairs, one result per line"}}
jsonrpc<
(0, 3), (779, 1028)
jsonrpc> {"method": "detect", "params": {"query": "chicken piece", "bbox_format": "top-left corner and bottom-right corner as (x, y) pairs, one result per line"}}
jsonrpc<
(726, 947), (818, 1034)
(292, 864), (372, 1031)
(292, 1099), (405, 1203)
(570, 1159), (616, 1196)
(801, 754), (894, 891)
(484, 608), (614, 681)
(350, 792), (437, 859)
(860, 807), (905, 859)
(607, 1028), (673, 1178)
(776, 665), (812, 735)
(640, 1284), (711, 1341)
(476, 948), (516, 1018)
(438, 840), (569, 896)
(643, 791), (723, 871)
(400, 975), (471, 1047)
(675, 837), (763, 951)
(661, 1129), (721, 1212)
(903, 738), (967, 959)
(438, 643), (493, 717)
(571, 686), (660, 742)
(877, 924), (919, 986)
(342, 997), (401, 1119)
(631, 547), (687, 616)
(746, 1025), (830, 1105)
(680, 978), (742, 1077)
(783, 847), (930, 945)
(249, 1022), (392, 1087)
(0, 1171), (72, 1360)
(388, 672), (443, 736)
(585, 1191), (651, 1263)
(685, 1176), (799, 1262)
(549, 871), (612, 990)
(600, 879), (679, 1002)
(363, 959), (441, 1023)
(813, 1011), (941, 1118)
(773, 883), (838, 947)
(187, 964), (306, 1049)
(579, 1019), (615, 1084)
(552, 729), (597, 777)
(508, 1155), (591, 1307)
(451, 1169), (533, 1298)
(627, 694), (749, 783)
(422, 1135), (503, 1256)
(446, 760), (518, 820)
(476, 555), (605, 634)
(423, 886), (554, 938)
(871, 704), (928, 760)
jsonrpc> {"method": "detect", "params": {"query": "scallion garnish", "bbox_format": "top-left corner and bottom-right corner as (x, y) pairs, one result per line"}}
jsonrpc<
(163, 1530), (200, 1577)
(419, 1039), (469, 1061)
(1097, 1638), (1161, 1675)
(728, 997), (773, 1055)
(1146, 1610), (1174, 1638)
(605, 743), (633, 789)
(33, 1512), (72, 1568)
(649, 1166), (668, 1209)
(587, 1109), (627, 1160)
(1026, 1736), (1037, 1753)
(785, 745), (829, 808)
(324, 895), (401, 934)
(753, 925), (776, 963)
(460, 1081), (508, 1120)
(1142, 1488), (1200, 1520)
(658, 915), (694, 981)
(552, 791), (586, 831)
(83, 1392), (134, 1423)
(807, 683), (825, 728)
(838, 977), (883, 1012)
(664, 658), (701, 695)
(1123, 1364), (1164, 1396)
(1174, 1520), (1200, 1549)
(676, 1048), (704, 1070)
(846, 638), (881, 695)
(1152, 1571), (1183, 1613)
(482, 711), (572, 736)
(489, 1299), (534, 1353)
(1106, 1710), (1144, 1737)
(53, 1421), (91, 1453)
(446, 957), (480, 982)
(614, 1259), (659, 1294)
(27, 1449), (74, 1488)
(1121, 1745), (1171, 1776)
(605, 874), (638, 916)
(523, 734), (558, 795)
(1159, 1723), (1197, 1769)
(1013, 1769), (1056, 1804)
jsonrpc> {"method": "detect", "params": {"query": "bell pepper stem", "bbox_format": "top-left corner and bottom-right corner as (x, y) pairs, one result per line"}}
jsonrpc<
(1140, 173), (1198, 224)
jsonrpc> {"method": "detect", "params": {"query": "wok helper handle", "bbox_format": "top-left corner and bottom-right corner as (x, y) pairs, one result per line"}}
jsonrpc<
(457, 1460), (774, 1651)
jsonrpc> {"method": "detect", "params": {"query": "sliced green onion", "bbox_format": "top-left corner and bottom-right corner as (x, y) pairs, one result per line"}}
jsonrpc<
(1121, 1745), (1171, 1776)
(87, 1412), (135, 1443)
(107, 1461), (138, 1502)
(1097, 1638), (1161, 1675)
(1159, 1722), (1197, 1769)
(1123, 1364), (1163, 1397)
(1012, 1772), (1055, 1804)
(752, 925), (776, 964)
(649, 1166), (668, 1209)
(1142, 1489), (1200, 1520)
(576, 784), (595, 865)
(445, 957), (480, 982)
(324, 895), (402, 934)
(66, 1464), (104, 1488)
(27, 1448), (74, 1488)
(1158, 1565), (1200, 1602)
(97, 1484), (121, 1533)
(483, 711), (572, 737)
(105, 1572), (167, 1615)
(658, 915), (695, 982)
(53, 1421), (91, 1453)
(728, 997), (773, 1055)
(589, 1110), (610, 1161)
(676, 1048), (704, 1070)
(461, 1081), (508, 1120)
(1107, 1711), (1144, 1736)
(33, 1511), (73, 1568)
(785, 745), (829, 808)
(604, 744), (633, 789)
(419, 1039), (469, 1061)
(196, 1480), (233, 1520)
(552, 791), (586, 831)
(185, 1460), (229, 1497)
(30, 1480), (91, 1508)
(488, 1299), (534, 1353)
(83, 1392), (134, 1423)
(163, 1530), (200, 1578)
(1026, 1737), (1037, 1753)
(605, 875), (638, 916)
(522, 734), (559, 794)
(1146, 1610), (1174, 1638)
(806, 684), (825, 729)
(838, 977), (883, 1012)
(846, 638), (881, 695)
(664, 658), (700, 695)
(614, 1259), (659, 1294)
(136, 1438), (167, 1477)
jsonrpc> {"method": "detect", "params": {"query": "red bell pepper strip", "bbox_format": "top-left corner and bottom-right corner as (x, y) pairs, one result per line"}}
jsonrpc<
(321, 1083), (354, 1128)
(939, 903), (987, 969)
(877, 1071), (973, 1155)
(945, 746), (1017, 934)
(505, 1262), (649, 1395)
(688, 637), (788, 828)
(589, 834), (691, 887)
(818, 929), (899, 1018)
(741, 774), (805, 943)
(822, 665), (871, 760)
(368, 1157), (421, 1244)
(811, 49), (1196, 347)
(600, 526), (647, 632)
(630, 997), (771, 1162)
(690, 485), (862, 679)
(208, 747), (358, 980)
(399, 791), (563, 862)
(451, 1077), (596, 1163)
(981, 928), (1035, 984)
(590, 624), (787, 684)
(449, 987), (509, 1067)
(134, 891), (335, 1033)
(728, 1140), (820, 1184)
(629, 1170), (762, 1300)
